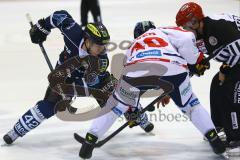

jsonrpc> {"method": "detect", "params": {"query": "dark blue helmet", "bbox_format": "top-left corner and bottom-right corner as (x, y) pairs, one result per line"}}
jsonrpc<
(133, 21), (156, 38)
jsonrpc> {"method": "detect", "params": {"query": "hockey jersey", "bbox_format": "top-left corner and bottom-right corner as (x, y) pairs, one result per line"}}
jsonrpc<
(125, 27), (201, 76)
(198, 13), (240, 67)
(43, 10), (109, 86)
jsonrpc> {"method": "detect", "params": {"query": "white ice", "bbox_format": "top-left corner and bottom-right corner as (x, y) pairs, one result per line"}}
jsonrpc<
(0, 0), (239, 160)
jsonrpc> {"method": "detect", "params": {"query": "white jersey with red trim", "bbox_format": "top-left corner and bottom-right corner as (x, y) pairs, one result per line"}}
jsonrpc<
(125, 27), (201, 76)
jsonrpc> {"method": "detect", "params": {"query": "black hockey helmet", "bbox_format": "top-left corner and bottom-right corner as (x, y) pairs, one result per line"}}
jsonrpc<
(134, 21), (156, 38)
(84, 22), (110, 45)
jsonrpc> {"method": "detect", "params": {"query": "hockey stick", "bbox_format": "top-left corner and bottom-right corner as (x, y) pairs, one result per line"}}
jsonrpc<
(26, 13), (54, 71)
(203, 45), (225, 64)
(25, 14), (85, 109)
(74, 84), (173, 148)
(25, 13), (71, 101)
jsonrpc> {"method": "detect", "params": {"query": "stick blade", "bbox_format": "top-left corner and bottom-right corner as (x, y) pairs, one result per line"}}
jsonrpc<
(74, 133), (85, 144)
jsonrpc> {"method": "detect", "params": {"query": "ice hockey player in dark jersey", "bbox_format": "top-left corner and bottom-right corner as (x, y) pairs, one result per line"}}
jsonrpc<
(80, 0), (102, 27)
(2, 10), (112, 145)
(176, 2), (240, 148)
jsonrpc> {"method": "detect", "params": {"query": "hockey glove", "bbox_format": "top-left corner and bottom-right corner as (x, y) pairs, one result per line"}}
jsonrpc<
(188, 58), (210, 76)
(124, 108), (141, 128)
(29, 19), (50, 44)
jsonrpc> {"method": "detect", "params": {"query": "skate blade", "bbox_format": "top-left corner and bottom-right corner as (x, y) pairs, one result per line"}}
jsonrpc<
(139, 132), (155, 136)
(1, 143), (12, 147)
(146, 132), (155, 136)
(74, 133), (85, 145)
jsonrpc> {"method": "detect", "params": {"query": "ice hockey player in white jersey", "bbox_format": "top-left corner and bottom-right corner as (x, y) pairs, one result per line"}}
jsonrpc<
(77, 21), (226, 159)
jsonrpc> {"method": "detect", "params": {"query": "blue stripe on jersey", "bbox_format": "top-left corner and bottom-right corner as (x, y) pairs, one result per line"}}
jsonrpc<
(163, 52), (184, 60)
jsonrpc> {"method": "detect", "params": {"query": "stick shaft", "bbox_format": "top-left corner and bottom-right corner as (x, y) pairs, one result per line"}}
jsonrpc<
(95, 87), (173, 147)
(26, 13), (54, 71)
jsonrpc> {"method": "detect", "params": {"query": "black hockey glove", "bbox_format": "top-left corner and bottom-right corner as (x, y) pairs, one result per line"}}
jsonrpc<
(29, 19), (50, 44)
(124, 108), (142, 128)
(188, 58), (210, 77)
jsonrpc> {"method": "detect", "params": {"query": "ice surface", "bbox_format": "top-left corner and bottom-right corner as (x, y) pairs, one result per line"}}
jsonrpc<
(0, 0), (239, 159)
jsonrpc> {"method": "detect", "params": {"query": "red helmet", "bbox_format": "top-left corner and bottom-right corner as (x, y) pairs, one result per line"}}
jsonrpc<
(176, 2), (204, 26)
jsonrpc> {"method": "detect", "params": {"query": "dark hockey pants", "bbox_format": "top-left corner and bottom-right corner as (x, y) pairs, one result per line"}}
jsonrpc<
(210, 65), (240, 142)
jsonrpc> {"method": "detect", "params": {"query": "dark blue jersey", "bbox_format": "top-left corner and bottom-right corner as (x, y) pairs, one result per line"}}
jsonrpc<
(44, 10), (85, 64)
(44, 10), (110, 87)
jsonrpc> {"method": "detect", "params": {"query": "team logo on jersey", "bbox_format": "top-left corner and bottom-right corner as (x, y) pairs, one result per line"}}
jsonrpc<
(136, 49), (162, 58)
(196, 39), (208, 54)
(52, 14), (68, 26)
(85, 72), (99, 86)
(65, 22), (76, 30)
(209, 36), (218, 46)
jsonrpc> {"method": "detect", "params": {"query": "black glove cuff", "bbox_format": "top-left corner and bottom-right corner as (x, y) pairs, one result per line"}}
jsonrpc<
(37, 19), (51, 35)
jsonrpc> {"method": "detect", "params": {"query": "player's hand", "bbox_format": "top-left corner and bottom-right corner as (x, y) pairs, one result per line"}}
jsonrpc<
(219, 64), (231, 85)
(195, 63), (210, 75)
(188, 59), (210, 77)
(218, 72), (225, 86)
(29, 19), (50, 44)
(156, 95), (170, 108)
(124, 108), (141, 128)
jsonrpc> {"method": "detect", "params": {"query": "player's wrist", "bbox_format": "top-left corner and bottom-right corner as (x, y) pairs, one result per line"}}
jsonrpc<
(37, 18), (51, 35)
(219, 64), (231, 75)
